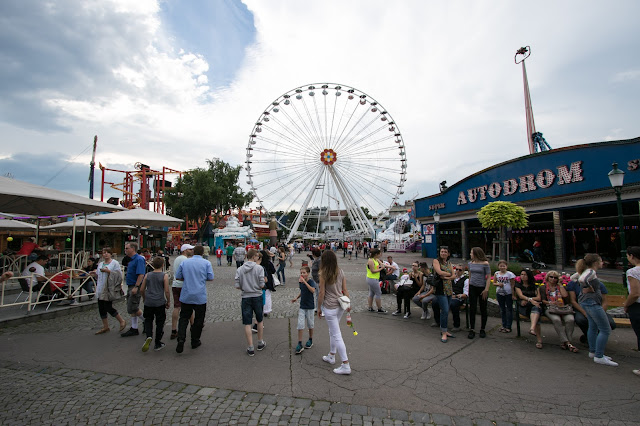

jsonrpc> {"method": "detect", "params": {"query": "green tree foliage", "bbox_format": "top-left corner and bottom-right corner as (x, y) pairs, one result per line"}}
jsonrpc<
(342, 215), (354, 231)
(477, 201), (528, 260)
(164, 159), (253, 235)
(476, 201), (528, 229)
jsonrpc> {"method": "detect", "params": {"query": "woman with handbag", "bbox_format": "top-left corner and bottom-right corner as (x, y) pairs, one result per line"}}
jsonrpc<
(433, 247), (455, 342)
(317, 250), (352, 375)
(575, 254), (617, 366)
(540, 270), (578, 353)
(92, 248), (126, 335)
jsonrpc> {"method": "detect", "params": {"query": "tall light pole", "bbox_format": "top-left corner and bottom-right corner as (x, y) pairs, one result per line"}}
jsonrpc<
(607, 162), (627, 285)
(433, 210), (441, 255)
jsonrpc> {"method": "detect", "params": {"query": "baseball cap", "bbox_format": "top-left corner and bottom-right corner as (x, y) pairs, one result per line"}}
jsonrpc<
(402, 267), (408, 273)
(181, 244), (195, 252)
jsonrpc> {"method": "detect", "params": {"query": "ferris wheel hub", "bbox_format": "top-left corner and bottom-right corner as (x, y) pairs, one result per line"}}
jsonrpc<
(321, 149), (337, 166)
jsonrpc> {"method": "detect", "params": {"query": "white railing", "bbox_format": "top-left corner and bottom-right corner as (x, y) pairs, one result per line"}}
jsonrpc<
(0, 269), (97, 312)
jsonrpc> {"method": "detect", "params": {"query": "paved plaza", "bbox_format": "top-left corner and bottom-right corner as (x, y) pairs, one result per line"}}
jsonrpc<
(1, 251), (639, 425)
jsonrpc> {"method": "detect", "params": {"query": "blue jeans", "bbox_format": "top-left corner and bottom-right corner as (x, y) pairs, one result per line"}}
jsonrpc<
(580, 299), (611, 358)
(436, 295), (451, 332)
(496, 293), (513, 329)
(276, 263), (286, 283)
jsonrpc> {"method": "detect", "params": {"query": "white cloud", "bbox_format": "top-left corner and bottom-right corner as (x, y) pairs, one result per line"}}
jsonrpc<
(1, 0), (639, 211)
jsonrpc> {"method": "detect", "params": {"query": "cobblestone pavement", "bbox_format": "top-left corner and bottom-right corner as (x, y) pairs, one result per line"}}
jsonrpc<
(2, 252), (640, 425)
(0, 253), (404, 334)
(0, 360), (519, 426)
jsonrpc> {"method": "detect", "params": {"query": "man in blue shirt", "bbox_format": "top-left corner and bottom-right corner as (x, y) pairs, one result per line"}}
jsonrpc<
(174, 245), (214, 353)
(121, 242), (146, 337)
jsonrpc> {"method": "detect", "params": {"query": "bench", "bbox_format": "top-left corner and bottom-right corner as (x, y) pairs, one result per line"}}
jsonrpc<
(605, 295), (631, 327)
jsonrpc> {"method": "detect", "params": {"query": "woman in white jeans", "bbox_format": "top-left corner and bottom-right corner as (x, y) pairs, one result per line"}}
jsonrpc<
(317, 250), (351, 375)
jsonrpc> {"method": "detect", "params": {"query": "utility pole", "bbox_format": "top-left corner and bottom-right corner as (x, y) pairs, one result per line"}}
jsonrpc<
(88, 135), (98, 199)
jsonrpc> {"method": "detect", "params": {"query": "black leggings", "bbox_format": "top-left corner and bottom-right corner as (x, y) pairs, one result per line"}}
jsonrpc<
(469, 286), (488, 331)
(396, 286), (413, 313)
(628, 303), (640, 351)
(98, 300), (119, 319)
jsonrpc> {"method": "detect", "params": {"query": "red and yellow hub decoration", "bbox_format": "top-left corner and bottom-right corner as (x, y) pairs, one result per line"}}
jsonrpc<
(321, 149), (337, 165)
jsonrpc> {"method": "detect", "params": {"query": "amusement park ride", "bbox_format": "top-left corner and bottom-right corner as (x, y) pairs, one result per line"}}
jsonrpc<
(246, 83), (407, 243)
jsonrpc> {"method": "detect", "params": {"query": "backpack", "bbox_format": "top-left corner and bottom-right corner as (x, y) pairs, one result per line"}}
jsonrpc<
(380, 280), (390, 294)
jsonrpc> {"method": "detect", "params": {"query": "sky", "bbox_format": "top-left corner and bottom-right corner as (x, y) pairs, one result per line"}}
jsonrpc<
(1, 0), (639, 212)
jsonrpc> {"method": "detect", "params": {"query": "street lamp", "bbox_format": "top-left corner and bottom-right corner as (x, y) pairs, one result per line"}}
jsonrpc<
(433, 210), (440, 256)
(607, 162), (627, 285)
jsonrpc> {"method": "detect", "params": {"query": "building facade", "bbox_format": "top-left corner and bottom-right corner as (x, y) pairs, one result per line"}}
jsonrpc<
(415, 138), (640, 267)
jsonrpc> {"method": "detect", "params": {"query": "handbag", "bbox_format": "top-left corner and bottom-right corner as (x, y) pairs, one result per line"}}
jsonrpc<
(272, 273), (280, 286)
(547, 304), (574, 315)
(338, 295), (351, 310)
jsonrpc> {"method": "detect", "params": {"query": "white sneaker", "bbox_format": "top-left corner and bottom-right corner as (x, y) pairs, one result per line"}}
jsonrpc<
(420, 312), (427, 320)
(588, 353), (612, 361)
(425, 308), (432, 320)
(593, 356), (618, 367)
(322, 354), (336, 365)
(333, 363), (351, 375)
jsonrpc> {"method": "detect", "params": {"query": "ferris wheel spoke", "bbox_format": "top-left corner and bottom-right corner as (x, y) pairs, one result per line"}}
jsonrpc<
(340, 124), (390, 155)
(330, 99), (363, 151)
(251, 163), (309, 178)
(270, 110), (320, 150)
(332, 104), (372, 152)
(261, 124), (317, 154)
(250, 147), (310, 161)
(312, 96), (325, 147)
(253, 164), (320, 192)
(299, 98), (323, 148)
(342, 165), (401, 189)
(342, 141), (399, 158)
(327, 93), (340, 148)
(269, 165), (324, 215)
(335, 114), (384, 154)
(338, 172), (393, 216)
(288, 101), (325, 151)
(336, 163), (400, 196)
(338, 158), (404, 174)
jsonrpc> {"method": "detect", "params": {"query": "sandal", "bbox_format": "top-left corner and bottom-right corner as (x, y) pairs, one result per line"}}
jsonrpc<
(566, 343), (579, 353)
(95, 328), (110, 335)
(529, 329), (536, 336)
(498, 327), (506, 332)
(119, 322), (127, 332)
(561, 342), (568, 350)
(536, 342), (543, 349)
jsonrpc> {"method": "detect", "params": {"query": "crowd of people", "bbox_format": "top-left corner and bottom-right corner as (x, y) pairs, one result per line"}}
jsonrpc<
(82, 240), (640, 377)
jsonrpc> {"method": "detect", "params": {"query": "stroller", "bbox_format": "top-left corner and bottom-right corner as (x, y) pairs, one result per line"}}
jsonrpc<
(524, 249), (546, 270)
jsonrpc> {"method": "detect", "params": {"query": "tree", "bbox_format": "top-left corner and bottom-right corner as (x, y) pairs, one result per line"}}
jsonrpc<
(477, 201), (528, 261)
(342, 215), (354, 232)
(164, 159), (253, 238)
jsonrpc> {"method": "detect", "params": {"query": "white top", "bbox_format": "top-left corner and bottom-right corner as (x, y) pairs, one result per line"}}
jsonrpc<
(627, 266), (640, 304)
(96, 259), (120, 296)
(22, 262), (45, 288)
(495, 271), (516, 295)
(387, 261), (399, 276)
(172, 255), (187, 288)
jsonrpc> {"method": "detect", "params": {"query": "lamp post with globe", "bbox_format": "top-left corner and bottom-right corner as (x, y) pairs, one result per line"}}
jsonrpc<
(607, 162), (627, 285)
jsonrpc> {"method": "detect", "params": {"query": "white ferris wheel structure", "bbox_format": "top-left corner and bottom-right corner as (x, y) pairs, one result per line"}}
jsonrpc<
(245, 83), (407, 242)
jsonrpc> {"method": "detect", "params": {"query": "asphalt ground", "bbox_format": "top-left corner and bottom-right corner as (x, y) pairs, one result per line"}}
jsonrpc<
(0, 251), (639, 425)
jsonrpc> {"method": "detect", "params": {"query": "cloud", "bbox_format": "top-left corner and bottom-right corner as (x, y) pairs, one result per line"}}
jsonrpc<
(0, 0), (639, 215)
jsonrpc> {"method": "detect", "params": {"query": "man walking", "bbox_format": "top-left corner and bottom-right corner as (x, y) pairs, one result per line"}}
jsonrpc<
(233, 242), (246, 268)
(121, 242), (146, 337)
(169, 243), (194, 340)
(174, 245), (214, 353)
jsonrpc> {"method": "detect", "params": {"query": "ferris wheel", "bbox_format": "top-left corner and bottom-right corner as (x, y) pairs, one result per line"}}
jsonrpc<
(246, 83), (407, 242)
